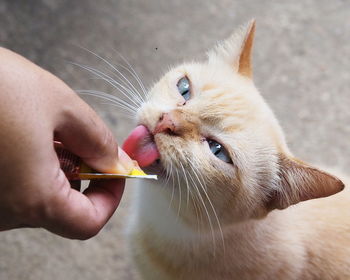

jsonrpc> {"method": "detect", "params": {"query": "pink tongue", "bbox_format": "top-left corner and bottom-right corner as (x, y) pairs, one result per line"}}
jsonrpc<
(122, 125), (160, 167)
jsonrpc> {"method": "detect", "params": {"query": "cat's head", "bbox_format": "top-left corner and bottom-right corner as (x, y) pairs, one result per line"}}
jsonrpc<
(128, 21), (344, 228)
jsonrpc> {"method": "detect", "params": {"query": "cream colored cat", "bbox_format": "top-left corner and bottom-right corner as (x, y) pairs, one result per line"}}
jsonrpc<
(124, 21), (350, 280)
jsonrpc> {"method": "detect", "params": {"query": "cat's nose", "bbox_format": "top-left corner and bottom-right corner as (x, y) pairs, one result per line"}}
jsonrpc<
(154, 112), (177, 135)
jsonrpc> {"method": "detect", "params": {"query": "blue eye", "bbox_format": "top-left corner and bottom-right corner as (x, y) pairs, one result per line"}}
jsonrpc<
(207, 139), (232, 163)
(177, 76), (191, 101)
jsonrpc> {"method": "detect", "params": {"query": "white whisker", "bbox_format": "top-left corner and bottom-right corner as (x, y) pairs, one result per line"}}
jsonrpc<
(77, 89), (138, 112)
(113, 50), (148, 98)
(168, 161), (176, 210)
(70, 62), (142, 108)
(163, 164), (172, 188)
(113, 62), (147, 101)
(187, 164), (216, 253)
(175, 168), (182, 220)
(99, 104), (136, 120)
(189, 160), (225, 253)
(76, 46), (146, 103)
(179, 162), (204, 234)
(179, 162), (190, 209)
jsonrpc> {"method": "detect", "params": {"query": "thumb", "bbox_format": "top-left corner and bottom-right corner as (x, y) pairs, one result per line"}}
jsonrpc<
(43, 168), (125, 239)
(54, 93), (134, 174)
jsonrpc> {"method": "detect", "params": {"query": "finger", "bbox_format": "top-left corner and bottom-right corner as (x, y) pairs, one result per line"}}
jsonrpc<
(54, 94), (134, 174)
(43, 170), (125, 239)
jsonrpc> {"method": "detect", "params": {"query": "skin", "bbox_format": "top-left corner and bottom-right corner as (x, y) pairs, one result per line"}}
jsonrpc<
(0, 47), (135, 240)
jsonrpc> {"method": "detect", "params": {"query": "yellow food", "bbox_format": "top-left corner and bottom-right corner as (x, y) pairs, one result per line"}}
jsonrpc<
(130, 168), (147, 176)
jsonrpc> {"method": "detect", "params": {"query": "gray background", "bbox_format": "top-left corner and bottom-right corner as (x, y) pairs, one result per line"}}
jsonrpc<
(0, 0), (349, 279)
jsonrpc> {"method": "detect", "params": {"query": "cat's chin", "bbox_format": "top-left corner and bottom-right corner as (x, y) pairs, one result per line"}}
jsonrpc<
(142, 158), (165, 176)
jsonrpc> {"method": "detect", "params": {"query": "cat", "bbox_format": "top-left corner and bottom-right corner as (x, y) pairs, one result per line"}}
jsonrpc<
(124, 20), (350, 280)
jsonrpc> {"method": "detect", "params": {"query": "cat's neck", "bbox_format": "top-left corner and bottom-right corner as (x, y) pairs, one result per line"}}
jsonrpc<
(130, 181), (308, 279)
(132, 181), (198, 242)
(132, 180), (300, 257)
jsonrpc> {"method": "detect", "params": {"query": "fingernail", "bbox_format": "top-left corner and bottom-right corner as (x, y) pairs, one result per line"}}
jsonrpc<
(114, 147), (136, 174)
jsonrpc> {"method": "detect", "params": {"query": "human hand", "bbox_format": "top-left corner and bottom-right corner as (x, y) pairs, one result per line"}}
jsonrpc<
(0, 47), (134, 239)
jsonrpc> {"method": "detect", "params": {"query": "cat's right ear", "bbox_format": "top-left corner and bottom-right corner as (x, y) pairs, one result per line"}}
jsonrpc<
(208, 19), (256, 78)
(266, 155), (344, 211)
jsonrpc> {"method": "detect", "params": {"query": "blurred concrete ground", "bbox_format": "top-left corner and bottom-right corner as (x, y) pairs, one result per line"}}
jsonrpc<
(0, 0), (349, 279)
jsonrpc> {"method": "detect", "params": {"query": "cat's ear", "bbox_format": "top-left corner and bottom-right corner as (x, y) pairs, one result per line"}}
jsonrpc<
(267, 155), (344, 210)
(208, 19), (256, 78)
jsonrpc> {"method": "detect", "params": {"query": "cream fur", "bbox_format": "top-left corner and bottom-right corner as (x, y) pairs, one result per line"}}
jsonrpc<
(127, 21), (349, 279)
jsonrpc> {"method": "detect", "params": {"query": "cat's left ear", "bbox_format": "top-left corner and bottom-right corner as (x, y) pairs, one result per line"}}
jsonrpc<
(267, 155), (345, 211)
(208, 19), (256, 78)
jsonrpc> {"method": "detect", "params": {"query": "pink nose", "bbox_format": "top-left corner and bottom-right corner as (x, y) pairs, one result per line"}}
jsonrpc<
(154, 113), (176, 134)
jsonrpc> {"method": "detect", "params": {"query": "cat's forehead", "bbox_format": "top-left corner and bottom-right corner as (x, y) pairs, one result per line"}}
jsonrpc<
(144, 61), (286, 153)
(162, 62), (240, 87)
(147, 63), (263, 136)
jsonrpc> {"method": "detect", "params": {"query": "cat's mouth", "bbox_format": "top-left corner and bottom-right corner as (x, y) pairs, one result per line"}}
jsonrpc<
(122, 125), (160, 168)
